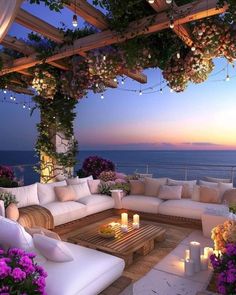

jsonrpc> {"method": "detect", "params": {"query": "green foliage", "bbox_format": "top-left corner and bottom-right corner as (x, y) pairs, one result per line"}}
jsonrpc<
(98, 182), (113, 196)
(0, 192), (18, 209)
(27, 0), (68, 12)
(98, 181), (131, 196)
(217, 0), (236, 23)
(0, 177), (18, 188)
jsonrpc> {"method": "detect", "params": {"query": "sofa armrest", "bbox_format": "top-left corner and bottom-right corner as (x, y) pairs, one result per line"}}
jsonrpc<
(110, 190), (124, 209)
(0, 200), (5, 217)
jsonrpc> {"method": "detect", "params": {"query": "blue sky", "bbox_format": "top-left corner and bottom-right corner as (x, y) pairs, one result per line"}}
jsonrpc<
(0, 2), (235, 151)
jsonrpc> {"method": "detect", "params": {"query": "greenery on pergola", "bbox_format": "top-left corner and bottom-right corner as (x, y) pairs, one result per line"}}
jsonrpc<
(0, 0), (235, 181)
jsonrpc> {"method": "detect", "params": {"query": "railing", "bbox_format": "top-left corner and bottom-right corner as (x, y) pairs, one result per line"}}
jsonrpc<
(3, 162), (236, 185)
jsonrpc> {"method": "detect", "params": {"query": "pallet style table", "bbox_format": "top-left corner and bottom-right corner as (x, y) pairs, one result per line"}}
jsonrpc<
(68, 220), (166, 266)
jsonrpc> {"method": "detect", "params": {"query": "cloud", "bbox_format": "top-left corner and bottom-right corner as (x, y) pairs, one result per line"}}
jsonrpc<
(182, 142), (222, 146)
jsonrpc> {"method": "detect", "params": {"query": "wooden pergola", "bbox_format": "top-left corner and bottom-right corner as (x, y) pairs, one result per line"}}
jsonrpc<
(0, 0), (228, 182)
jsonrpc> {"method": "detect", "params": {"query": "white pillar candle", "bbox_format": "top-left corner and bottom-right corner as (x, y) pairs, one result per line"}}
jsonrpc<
(184, 259), (195, 276)
(121, 213), (128, 226)
(120, 224), (128, 233)
(190, 241), (201, 272)
(185, 249), (190, 260)
(201, 255), (208, 270)
(207, 247), (214, 258)
(133, 214), (140, 224)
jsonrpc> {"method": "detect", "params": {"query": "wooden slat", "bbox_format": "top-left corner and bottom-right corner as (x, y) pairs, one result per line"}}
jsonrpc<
(66, 0), (107, 30)
(1, 35), (35, 55)
(15, 8), (64, 43)
(0, 0), (227, 76)
(122, 69), (147, 84)
(8, 85), (34, 95)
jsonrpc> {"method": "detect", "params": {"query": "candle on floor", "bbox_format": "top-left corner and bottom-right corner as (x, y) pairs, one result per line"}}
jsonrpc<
(121, 213), (128, 226)
(185, 249), (190, 260)
(201, 255), (208, 270)
(184, 259), (195, 276)
(133, 214), (140, 229)
(190, 241), (201, 272)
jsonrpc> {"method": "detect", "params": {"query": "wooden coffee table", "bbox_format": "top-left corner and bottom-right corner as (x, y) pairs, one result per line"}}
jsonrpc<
(68, 219), (166, 266)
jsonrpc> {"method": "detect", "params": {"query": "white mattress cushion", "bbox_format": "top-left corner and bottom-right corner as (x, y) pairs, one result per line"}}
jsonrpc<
(0, 216), (33, 250)
(122, 195), (163, 214)
(42, 201), (87, 226)
(78, 194), (115, 215)
(43, 242), (125, 295)
(37, 181), (67, 205)
(158, 199), (227, 220)
(0, 183), (39, 208)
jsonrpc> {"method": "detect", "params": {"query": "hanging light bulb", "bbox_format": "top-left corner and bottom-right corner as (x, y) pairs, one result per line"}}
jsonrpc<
(121, 78), (125, 85)
(148, 0), (155, 3)
(101, 93), (104, 99)
(160, 88), (163, 94)
(113, 77), (117, 82)
(226, 75), (230, 82)
(13, 97), (16, 101)
(166, 0), (172, 4)
(10, 95), (13, 100)
(23, 103), (26, 109)
(72, 14), (78, 27)
(177, 52), (180, 59)
(191, 46), (196, 52)
(169, 19), (174, 29)
(139, 90), (143, 96)
(3, 89), (7, 94)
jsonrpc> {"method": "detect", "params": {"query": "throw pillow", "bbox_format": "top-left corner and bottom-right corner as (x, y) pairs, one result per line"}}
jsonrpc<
(0, 216), (33, 250)
(145, 177), (167, 197)
(25, 226), (61, 241)
(88, 179), (101, 194)
(198, 180), (218, 188)
(0, 183), (39, 208)
(5, 203), (19, 221)
(129, 180), (145, 195)
(219, 182), (233, 200)
(222, 188), (236, 204)
(204, 176), (231, 183)
(199, 186), (221, 204)
(37, 180), (67, 205)
(33, 234), (74, 262)
(158, 185), (182, 200)
(192, 185), (200, 202)
(167, 179), (197, 198)
(54, 185), (76, 202)
(71, 182), (91, 200)
(66, 175), (93, 185)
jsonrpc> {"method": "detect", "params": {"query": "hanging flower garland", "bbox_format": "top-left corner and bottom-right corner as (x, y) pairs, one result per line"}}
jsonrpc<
(32, 69), (57, 99)
(220, 25), (236, 63)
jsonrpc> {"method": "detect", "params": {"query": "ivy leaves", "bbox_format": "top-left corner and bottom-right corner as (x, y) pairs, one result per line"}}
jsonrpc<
(27, 0), (68, 12)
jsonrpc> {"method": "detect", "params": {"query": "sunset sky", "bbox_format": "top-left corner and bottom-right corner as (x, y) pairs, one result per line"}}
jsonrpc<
(0, 2), (236, 151)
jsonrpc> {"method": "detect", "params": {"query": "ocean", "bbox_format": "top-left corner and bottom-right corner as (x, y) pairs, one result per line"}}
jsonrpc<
(0, 150), (236, 185)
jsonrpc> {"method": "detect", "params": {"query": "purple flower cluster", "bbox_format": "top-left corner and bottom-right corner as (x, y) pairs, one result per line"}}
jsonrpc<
(0, 166), (14, 181)
(0, 247), (47, 295)
(82, 156), (115, 179)
(211, 243), (236, 295)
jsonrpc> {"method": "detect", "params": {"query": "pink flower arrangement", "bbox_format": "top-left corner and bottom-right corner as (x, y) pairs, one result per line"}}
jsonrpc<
(0, 248), (47, 295)
(0, 166), (14, 181)
(211, 220), (236, 252)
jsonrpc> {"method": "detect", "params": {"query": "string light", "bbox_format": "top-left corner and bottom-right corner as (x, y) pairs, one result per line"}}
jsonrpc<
(10, 95), (13, 100)
(170, 89), (174, 93)
(166, 0), (172, 3)
(226, 75), (230, 82)
(139, 90), (143, 95)
(103, 55), (106, 61)
(23, 104), (26, 109)
(101, 93), (104, 99)
(121, 78), (125, 85)
(148, 0), (155, 3)
(72, 15), (78, 27)
(177, 52), (180, 59)
(169, 19), (174, 29)
(191, 46), (196, 51)
(13, 97), (16, 101)
(113, 77), (117, 82)
(160, 88), (163, 94)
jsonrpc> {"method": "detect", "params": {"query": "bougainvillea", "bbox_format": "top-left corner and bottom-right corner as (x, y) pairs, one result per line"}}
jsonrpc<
(81, 156), (115, 179)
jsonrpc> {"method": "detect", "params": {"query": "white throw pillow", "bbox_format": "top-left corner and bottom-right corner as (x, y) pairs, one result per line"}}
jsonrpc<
(198, 180), (218, 188)
(192, 185), (201, 202)
(167, 179), (197, 198)
(204, 176), (231, 183)
(145, 177), (167, 197)
(198, 181), (233, 200)
(71, 182), (91, 200)
(158, 185), (182, 200)
(0, 216), (33, 250)
(33, 234), (74, 262)
(37, 180), (67, 205)
(0, 183), (39, 208)
(66, 176), (93, 185)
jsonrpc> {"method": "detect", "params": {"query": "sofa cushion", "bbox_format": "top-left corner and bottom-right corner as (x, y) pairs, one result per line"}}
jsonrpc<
(204, 176), (231, 183)
(88, 179), (101, 194)
(42, 201), (87, 226)
(199, 186), (221, 204)
(0, 183), (39, 208)
(0, 216), (33, 250)
(71, 182), (91, 200)
(158, 185), (182, 200)
(122, 195), (163, 214)
(33, 234), (74, 262)
(54, 185), (76, 202)
(144, 177), (167, 197)
(43, 242), (125, 295)
(37, 181), (67, 205)
(130, 180), (145, 195)
(222, 188), (236, 204)
(158, 199), (227, 220)
(66, 176), (93, 185)
(167, 179), (197, 198)
(78, 194), (115, 215)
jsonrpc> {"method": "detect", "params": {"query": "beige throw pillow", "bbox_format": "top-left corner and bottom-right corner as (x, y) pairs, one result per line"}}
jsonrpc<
(130, 180), (145, 195)
(54, 185), (76, 202)
(145, 177), (167, 197)
(199, 186), (221, 204)
(168, 179), (197, 198)
(158, 185), (182, 200)
(5, 203), (19, 221)
(25, 226), (61, 240)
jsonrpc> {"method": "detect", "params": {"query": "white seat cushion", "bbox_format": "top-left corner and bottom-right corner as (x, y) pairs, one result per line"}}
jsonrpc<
(37, 181), (67, 205)
(78, 194), (115, 215)
(42, 201), (87, 226)
(158, 199), (227, 220)
(122, 195), (163, 214)
(43, 242), (125, 295)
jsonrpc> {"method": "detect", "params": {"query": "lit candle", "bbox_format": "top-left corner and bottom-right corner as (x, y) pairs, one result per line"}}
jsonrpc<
(121, 213), (128, 226)
(184, 259), (195, 276)
(133, 214), (140, 229)
(201, 255), (208, 270)
(185, 249), (190, 260)
(120, 224), (128, 233)
(190, 241), (201, 273)
(204, 247), (214, 259)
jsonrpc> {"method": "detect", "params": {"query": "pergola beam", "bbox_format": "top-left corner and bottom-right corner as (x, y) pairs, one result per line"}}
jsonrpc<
(0, 0), (227, 76)
(8, 85), (34, 96)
